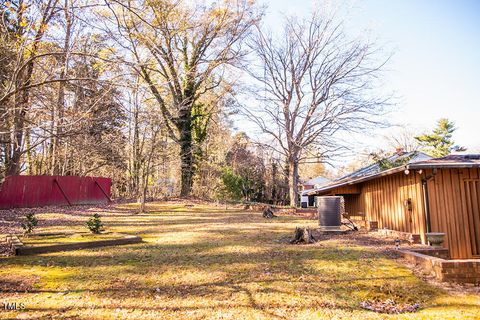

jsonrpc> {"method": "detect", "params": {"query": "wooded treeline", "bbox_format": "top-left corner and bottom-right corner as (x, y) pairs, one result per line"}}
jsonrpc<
(0, 0), (387, 205)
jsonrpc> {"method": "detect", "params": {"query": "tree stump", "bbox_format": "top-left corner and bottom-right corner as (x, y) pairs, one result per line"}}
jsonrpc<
(262, 206), (277, 218)
(290, 227), (316, 244)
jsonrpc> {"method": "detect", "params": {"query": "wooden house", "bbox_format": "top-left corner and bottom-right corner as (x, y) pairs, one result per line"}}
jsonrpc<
(305, 154), (480, 259)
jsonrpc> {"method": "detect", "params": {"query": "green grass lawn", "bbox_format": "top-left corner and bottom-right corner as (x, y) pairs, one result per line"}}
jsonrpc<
(1, 203), (479, 319)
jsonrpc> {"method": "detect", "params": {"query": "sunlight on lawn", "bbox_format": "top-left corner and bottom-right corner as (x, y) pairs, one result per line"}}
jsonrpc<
(1, 203), (479, 319)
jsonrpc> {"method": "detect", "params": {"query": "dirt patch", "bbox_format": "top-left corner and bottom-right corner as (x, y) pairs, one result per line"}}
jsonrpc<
(276, 208), (317, 218)
(284, 228), (480, 295)
(283, 228), (420, 258)
(311, 229), (417, 252)
(0, 203), (137, 233)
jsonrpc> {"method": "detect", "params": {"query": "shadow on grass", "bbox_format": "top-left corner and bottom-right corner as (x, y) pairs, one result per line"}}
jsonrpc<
(2, 275), (440, 320)
(1, 275), (459, 320)
(0, 204), (458, 319)
(2, 275), (414, 294)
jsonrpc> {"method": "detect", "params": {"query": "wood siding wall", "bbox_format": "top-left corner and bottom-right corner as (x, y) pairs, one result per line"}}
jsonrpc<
(361, 172), (427, 243)
(343, 194), (363, 217)
(329, 185), (361, 195)
(426, 168), (480, 259)
(315, 167), (480, 259)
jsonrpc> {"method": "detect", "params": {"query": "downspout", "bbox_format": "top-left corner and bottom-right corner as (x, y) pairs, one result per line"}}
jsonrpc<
(420, 168), (437, 235)
(421, 179), (431, 233)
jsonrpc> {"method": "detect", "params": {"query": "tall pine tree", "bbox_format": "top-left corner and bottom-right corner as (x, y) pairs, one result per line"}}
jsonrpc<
(415, 118), (466, 157)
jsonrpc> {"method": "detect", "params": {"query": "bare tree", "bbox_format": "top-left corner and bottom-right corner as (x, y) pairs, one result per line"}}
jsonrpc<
(105, 0), (261, 197)
(385, 126), (420, 153)
(0, 0), (124, 179)
(1, 0), (60, 175)
(49, 0), (74, 174)
(244, 9), (389, 206)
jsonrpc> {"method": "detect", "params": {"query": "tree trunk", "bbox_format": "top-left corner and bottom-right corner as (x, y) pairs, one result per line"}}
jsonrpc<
(25, 128), (33, 175)
(287, 155), (299, 207)
(51, 1), (71, 175)
(139, 127), (158, 212)
(179, 130), (193, 197)
(49, 101), (56, 174)
(179, 112), (193, 197)
(7, 103), (26, 176)
(271, 162), (278, 203)
(131, 105), (141, 197)
(5, 1), (56, 176)
(139, 172), (149, 213)
(290, 227), (316, 244)
(262, 206), (277, 218)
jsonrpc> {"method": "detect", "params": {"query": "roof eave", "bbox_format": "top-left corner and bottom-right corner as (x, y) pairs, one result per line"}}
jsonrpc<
(306, 161), (480, 196)
(408, 163), (480, 169)
(305, 166), (406, 195)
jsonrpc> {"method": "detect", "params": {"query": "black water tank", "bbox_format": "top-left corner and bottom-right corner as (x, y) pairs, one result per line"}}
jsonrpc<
(316, 196), (342, 228)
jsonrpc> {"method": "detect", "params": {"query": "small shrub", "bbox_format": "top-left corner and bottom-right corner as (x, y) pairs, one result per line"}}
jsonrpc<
(86, 213), (104, 234)
(21, 212), (38, 236)
(219, 167), (245, 201)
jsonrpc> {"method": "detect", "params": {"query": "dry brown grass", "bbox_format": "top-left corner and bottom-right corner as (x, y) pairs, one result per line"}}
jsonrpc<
(0, 202), (479, 319)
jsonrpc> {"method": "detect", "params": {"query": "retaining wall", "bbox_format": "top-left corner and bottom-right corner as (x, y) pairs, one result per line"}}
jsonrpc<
(399, 249), (480, 284)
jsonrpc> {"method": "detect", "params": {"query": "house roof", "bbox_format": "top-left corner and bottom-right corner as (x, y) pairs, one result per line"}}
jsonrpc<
(406, 154), (480, 169)
(304, 153), (480, 196)
(302, 176), (330, 186)
(337, 151), (432, 181)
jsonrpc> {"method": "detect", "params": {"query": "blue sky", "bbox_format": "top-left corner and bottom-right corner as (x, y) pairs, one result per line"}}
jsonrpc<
(256, 0), (480, 164)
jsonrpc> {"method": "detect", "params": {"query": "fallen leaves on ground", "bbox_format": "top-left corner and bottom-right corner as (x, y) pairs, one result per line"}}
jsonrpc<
(360, 299), (421, 314)
(0, 201), (479, 319)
